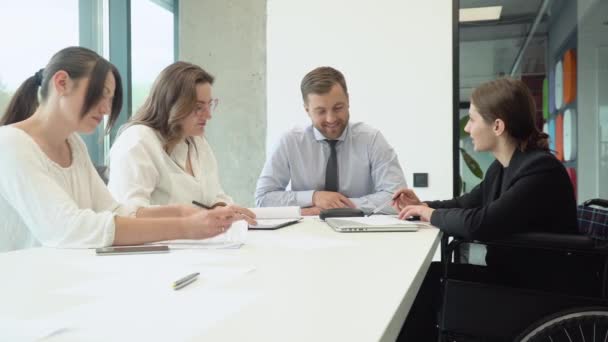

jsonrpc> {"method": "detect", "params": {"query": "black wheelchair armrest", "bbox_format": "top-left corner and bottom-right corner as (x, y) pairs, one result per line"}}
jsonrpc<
(443, 232), (601, 259)
(440, 232), (607, 287)
(479, 232), (598, 253)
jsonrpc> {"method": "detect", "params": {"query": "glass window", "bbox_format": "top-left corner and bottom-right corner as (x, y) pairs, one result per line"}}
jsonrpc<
(458, 0), (608, 200)
(0, 0), (79, 115)
(130, 0), (175, 113)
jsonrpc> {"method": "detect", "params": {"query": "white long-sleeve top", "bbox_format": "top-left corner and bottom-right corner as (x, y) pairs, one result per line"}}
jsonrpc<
(108, 125), (232, 209)
(0, 126), (133, 252)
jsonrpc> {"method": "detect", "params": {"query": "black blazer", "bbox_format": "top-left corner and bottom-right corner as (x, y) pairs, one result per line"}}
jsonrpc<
(428, 148), (577, 240)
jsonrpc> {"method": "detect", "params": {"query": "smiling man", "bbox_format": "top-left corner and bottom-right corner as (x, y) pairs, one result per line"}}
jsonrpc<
(255, 67), (407, 215)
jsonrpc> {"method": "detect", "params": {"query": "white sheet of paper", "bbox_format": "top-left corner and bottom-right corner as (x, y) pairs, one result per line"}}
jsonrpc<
(0, 318), (69, 342)
(149, 220), (248, 249)
(250, 206), (301, 219)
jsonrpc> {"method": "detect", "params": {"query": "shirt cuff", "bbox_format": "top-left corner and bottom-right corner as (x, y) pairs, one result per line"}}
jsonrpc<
(295, 190), (315, 208)
(102, 213), (117, 247)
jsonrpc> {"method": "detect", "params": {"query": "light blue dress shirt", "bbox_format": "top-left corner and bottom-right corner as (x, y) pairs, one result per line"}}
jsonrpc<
(255, 122), (407, 213)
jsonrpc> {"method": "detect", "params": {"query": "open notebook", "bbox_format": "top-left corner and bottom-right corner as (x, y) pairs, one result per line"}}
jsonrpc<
(325, 216), (422, 232)
(249, 207), (303, 230)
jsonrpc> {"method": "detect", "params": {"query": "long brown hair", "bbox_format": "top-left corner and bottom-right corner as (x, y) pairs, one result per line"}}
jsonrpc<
(126, 61), (214, 152)
(471, 77), (548, 151)
(1, 46), (122, 133)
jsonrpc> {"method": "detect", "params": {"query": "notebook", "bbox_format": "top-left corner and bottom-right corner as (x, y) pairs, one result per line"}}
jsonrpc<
(325, 216), (421, 232)
(249, 207), (303, 230)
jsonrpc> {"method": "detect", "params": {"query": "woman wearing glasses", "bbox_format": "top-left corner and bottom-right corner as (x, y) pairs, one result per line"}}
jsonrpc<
(108, 62), (232, 210)
(0, 48), (255, 253)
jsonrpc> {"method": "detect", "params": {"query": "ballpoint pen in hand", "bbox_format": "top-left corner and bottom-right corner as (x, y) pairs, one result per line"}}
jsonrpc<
(192, 200), (235, 243)
(192, 200), (212, 209)
(366, 197), (395, 217)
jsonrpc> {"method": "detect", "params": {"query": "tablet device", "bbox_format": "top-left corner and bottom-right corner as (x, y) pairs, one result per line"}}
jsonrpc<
(95, 245), (169, 256)
(319, 208), (364, 220)
(249, 218), (302, 230)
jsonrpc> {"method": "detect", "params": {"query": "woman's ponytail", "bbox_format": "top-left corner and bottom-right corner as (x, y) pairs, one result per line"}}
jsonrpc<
(0, 69), (44, 126)
(525, 130), (550, 151)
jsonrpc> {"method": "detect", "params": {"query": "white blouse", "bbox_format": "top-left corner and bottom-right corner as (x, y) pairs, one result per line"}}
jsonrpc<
(108, 125), (232, 209)
(0, 126), (133, 252)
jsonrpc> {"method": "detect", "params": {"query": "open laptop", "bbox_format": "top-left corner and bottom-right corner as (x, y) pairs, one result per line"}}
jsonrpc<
(325, 216), (422, 232)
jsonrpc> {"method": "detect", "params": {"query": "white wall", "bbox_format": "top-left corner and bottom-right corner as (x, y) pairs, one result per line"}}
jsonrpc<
(267, 0), (454, 200)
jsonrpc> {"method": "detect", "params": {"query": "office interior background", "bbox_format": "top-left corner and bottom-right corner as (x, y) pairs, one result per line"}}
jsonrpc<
(0, 0), (606, 206)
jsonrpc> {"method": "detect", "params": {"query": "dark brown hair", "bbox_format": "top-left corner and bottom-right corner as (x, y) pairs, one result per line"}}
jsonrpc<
(471, 77), (548, 151)
(1, 46), (123, 133)
(300, 66), (349, 103)
(126, 61), (214, 152)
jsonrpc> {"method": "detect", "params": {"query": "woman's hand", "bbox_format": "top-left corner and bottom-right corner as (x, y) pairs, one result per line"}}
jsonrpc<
(398, 205), (434, 222)
(391, 188), (424, 211)
(183, 205), (257, 239)
(224, 204), (257, 226)
(180, 204), (203, 217)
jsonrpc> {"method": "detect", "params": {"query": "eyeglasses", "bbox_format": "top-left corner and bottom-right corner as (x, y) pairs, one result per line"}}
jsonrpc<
(194, 98), (219, 114)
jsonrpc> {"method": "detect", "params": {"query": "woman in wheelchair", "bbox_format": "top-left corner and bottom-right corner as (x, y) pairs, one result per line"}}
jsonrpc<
(393, 77), (577, 240)
(393, 78), (585, 341)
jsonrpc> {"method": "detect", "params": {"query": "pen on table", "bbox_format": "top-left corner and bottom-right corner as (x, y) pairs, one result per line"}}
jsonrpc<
(173, 272), (200, 290)
(366, 196), (395, 217)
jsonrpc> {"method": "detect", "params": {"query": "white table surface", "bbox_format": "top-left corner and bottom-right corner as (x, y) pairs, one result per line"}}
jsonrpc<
(0, 218), (441, 342)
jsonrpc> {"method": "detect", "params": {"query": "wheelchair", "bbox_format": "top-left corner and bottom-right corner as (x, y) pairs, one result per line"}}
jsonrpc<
(438, 199), (608, 341)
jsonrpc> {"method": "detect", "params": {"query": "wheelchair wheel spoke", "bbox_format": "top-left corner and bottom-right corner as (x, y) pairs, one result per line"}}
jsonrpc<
(578, 324), (586, 342)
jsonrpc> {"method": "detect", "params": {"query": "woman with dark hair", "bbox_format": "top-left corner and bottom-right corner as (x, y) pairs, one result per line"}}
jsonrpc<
(394, 77), (576, 238)
(0, 47), (255, 252)
(394, 78), (577, 340)
(108, 62), (234, 210)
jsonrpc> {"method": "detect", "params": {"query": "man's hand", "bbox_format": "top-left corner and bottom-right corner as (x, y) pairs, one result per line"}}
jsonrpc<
(312, 191), (356, 209)
(301, 207), (322, 216)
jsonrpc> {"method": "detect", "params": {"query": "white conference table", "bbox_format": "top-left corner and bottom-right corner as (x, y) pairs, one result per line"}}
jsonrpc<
(0, 218), (441, 342)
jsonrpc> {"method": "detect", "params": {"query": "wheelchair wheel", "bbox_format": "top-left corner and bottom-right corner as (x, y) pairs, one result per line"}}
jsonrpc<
(516, 307), (608, 342)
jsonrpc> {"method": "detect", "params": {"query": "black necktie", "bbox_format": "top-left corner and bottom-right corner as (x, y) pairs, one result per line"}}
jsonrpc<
(324, 140), (338, 192)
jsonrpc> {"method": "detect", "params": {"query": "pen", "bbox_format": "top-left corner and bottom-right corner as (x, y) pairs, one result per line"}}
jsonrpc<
(192, 200), (212, 210)
(367, 197), (395, 217)
(172, 272), (200, 290)
(192, 200), (227, 210)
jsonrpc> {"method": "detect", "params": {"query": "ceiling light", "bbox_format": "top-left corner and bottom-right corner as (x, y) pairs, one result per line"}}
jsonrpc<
(459, 6), (503, 22)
